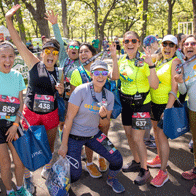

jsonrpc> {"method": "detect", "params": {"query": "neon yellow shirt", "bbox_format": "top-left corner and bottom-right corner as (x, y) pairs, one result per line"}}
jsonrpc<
(150, 57), (177, 104)
(118, 55), (151, 104)
(70, 68), (91, 87)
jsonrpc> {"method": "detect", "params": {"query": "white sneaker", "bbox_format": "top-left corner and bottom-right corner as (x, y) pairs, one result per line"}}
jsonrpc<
(41, 167), (50, 180)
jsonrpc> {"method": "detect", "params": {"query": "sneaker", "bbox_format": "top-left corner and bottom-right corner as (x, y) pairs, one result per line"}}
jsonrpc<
(150, 170), (169, 187)
(182, 168), (196, 180)
(16, 187), (32, 196)
(145, 140), (157, 149)
(106, 178), (125, 193)
(190, 183), (196, 195)
(147, 155), (161, 168)
(122, 160), (141, 172)
(23, 175), (35, 195)
(41, 166), (50, 180)
(84, 163), (102, 178)
(99, 157), (107, 172)
(7, 191), (17, 196)
(134, 168), (151, 185)
(150, 135), (155, 142)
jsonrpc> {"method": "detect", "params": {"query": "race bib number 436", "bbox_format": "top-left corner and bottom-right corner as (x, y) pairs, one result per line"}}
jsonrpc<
(132, 112), (151, 130)
(0, 95), (20, 116)
(33, 94), (54, 113)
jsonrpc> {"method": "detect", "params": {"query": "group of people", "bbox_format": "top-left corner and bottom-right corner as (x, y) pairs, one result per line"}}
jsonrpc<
(1, 4), (196, 196)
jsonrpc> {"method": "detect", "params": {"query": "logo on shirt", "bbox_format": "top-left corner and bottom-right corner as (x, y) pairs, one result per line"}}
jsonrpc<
(84, 101), (100, 113)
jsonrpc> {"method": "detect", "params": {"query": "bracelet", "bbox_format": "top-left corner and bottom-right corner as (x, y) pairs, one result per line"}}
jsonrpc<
(100, 115), (107, 120)
(13, 122), (19, 127)
(149, 64), (156, 69)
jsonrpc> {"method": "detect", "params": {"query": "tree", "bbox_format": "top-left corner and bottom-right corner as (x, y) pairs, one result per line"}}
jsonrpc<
(21, 0), (50, 37)
(167, 0), (176, 34)
(141, 0), (148, 44)
(61, 0), (69, 38)
(193, 0), (196, 35)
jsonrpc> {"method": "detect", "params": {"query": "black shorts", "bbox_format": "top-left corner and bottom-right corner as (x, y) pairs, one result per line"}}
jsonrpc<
(0, 120), (23, 144)
(151, 102), (167, 121)
(120, 96), (151, 126)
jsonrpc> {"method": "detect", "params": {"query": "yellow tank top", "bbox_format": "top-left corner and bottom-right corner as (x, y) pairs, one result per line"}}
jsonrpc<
(150, 57), (177, 104)
(118, 54), (151, 104)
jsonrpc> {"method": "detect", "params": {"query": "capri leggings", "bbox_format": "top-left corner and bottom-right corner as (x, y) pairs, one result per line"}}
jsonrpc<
(67, 130), (123, 183)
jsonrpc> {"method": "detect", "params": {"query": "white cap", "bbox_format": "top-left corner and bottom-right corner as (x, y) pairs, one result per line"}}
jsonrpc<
(162, 35), (178, 45)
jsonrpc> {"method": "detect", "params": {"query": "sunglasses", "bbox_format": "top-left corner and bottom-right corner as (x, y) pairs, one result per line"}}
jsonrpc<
(69, 45), (80, 50)
(92, 70), (109, 76)
(44, 49), (59, 56)
(162, 42), (175, 48)
(123, 39), (139, 44)
(183, 42), (196, 47)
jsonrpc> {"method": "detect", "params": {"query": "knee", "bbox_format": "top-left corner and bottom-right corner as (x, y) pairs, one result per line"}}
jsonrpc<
(109, 151), (123, 170)
(132, 134), (142, 144)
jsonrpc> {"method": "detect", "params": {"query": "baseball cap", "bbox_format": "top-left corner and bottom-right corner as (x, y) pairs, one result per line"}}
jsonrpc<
(42, 40), (60, 51)
(162, 35), (178, 45)
(143, 35), (157, 47)
(90, 60), (108, 72)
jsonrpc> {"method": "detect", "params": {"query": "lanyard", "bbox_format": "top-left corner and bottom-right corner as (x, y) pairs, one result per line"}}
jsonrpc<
(156, 57), (174, 68)
(89, 82), (107, 107)
(78, 65), (92, 83)
(63, 58), (74, 80)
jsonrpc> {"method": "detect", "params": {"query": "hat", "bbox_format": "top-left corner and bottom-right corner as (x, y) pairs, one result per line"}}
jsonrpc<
(90, 60), (108, 72)
(41, 35), (46, 41)
(42, 40), (60, 51)
(162, 35), (178, 45)
(143, 35), (157, 47)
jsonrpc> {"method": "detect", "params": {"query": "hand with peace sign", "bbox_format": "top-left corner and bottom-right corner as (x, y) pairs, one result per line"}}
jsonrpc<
(141, 47), (154, 67)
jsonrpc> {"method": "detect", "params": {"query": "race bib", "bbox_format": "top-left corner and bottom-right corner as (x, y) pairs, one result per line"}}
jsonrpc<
(0, 95), (20, 116)
(132, 112), (151, 130)
(96, 133), (117, 154)
(33, 94), (54, 113)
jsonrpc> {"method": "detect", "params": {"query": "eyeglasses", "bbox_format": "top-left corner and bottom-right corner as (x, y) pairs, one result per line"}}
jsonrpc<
(162, 42), (175, 48)
(68, 45), (80, 50)
(44, 49), (59, 56)
(123, 39), (139, 44)
(183, 42), (196, 47)
(92, 70), (109, 76)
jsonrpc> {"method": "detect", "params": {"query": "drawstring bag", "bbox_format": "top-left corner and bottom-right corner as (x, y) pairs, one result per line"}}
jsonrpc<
(12, 111), (52, 171)
(46, 155), (79, 196)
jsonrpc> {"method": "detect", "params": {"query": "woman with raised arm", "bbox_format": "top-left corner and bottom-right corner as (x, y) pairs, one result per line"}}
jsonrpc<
(0, 41), (31, 196)
(6, 4), (64, 194)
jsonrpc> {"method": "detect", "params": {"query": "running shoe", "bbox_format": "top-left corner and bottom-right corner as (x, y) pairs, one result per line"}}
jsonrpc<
(41, 166), (50, 180)
(147, 155), (161, 168)
(150, 170), (169, 187)
(182, 168), (196, 180)
(99, 157), (107, 172)
(16, 187), (32, 196)
(106, 178), (125, 193)
(7, 191), (17, 196)
(23, 175), (35, 195)
(84, 163), (102, 178)
(144, 140), (157, 149)
(134, 168), (151, 185)
(190, 183), (196, 195)
(122, 160), (141, 172)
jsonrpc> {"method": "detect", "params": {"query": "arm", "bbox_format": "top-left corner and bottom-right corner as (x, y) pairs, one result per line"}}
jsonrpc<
(109, 42), (120, 80)
(58, 102), (79, 157)
(45, 10), (68, 67)
(70, 85), (76, 95)
(5, 5), (39, 70)
(6, 90), (23, 142)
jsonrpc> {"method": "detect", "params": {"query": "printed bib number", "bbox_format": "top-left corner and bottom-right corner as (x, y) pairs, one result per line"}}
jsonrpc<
(132, 112), (151, 130)
(0, 95), (20, 116)
(33, 94), (54, 113)
(96, 133), (117, 154)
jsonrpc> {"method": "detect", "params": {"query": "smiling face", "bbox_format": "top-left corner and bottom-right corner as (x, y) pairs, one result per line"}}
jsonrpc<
(67, 41), (79, 60)
(79, 45), (93, 64)
(0, 46), (15, 74)
(161, 41), (177, 60)
(183, 37), (196, 60)
(41, 47), (59, 71)
(123, 34), (141, 58)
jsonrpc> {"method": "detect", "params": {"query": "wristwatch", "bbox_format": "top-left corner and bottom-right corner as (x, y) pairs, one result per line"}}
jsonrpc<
(149, 64), (156, 69)
(100, 115), (107, 120)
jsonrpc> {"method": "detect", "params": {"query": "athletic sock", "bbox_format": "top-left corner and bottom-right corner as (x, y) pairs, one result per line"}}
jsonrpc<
(24, 168), (31, 179)
(16, 186), (22, 191)
(86, 162), (93, 166)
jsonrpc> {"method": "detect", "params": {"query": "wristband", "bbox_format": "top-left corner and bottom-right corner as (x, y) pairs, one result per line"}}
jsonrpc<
(100, 115), (107, 120)
(13, 122), (19, 127)
(149, 64), (156, 69)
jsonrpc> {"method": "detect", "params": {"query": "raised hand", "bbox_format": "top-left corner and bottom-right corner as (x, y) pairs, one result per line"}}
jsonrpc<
(109, 42), (117, 58)
(44, 10), (58, 25)
(142, 47), (154, 66)
(5, 4), (21, 19)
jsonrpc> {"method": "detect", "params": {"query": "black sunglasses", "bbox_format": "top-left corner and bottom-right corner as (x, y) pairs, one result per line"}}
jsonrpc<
(162, 42), (175, 48)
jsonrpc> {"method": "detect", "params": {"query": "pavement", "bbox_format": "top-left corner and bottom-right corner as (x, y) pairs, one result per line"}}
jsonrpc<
(0, 56), (195, 196)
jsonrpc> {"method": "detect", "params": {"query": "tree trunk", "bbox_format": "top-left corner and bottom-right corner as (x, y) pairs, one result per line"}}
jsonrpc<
(140, 0), (148, 44)
(22, 0), (50, 37)
(167, 0), (176, 34)
(61, 0), (69, 38)
(193, 0), (196, 35)
(94, 0), (99, 37)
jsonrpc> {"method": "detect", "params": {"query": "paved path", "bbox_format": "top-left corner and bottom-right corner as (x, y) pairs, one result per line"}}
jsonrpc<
(0, 57), (194, 196)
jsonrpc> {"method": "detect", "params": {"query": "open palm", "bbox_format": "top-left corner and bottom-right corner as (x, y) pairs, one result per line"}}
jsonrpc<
(44, 10), (58, 25)
(5, 4), (21, 19)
